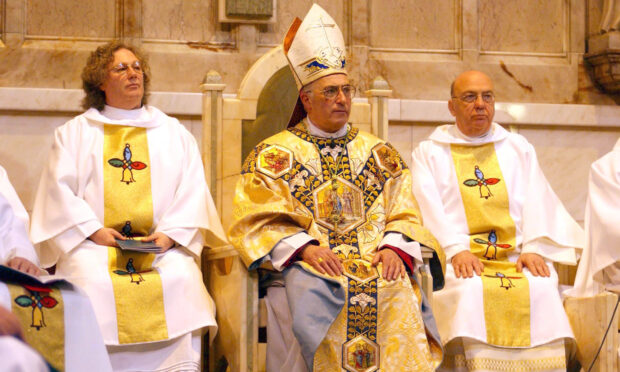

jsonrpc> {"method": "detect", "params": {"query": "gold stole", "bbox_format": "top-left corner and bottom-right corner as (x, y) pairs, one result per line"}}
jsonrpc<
(8, 283), (65, 371)
(103, 125), (167, 344)
(451, 143), (530, 347)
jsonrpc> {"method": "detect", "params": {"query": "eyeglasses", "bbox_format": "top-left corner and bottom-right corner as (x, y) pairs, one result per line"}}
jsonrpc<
(110, 61), (143, 75)
(312, 85), (356, 100)
(452, 92), (495, 104)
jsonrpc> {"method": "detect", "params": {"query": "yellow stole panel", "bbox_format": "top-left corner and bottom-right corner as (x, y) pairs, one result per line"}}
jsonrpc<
(103, 125), (167, 344)
(9, 283), (65, 371)
(451, 143), (530, 347)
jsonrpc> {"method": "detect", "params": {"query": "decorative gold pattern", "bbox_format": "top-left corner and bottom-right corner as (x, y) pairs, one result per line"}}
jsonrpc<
(342, 259), (378, 284)
(371, 143), (403, 178)
(313, 177), (365, 234)
(257, 144), (293, 179)
(343, 335), (379, 372)
(230, 122), (445, 370)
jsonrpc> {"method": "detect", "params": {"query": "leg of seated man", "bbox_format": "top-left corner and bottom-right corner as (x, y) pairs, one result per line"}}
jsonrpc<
(435, 262), (573, 371)
(265, 285), (308, 372)
(107, 329), (202, 371)
(439, 337), (567, 371)
(56, 243), (214, 371)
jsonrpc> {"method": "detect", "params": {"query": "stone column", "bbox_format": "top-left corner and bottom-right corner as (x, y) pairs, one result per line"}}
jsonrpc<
(200, 70), (226, 214)
(118, 0), (142, 45)
(4, 0), (25, 47)
(365, 76), (392, 141)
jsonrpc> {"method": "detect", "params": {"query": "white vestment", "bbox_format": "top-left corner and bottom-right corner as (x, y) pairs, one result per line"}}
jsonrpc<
(0, 282), (112, 371)
(0, 166), (38, 265)
(411, 123), (583, 369)
(0, 336), (49, 372)
(30, 105), (226, 371)
(568, 137), (620, 297)
(0, 183), (111, 371)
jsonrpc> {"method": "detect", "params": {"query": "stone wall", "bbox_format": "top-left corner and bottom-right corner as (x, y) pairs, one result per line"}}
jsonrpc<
(0, 0), (616, 104)
(0, 0), (618, 227)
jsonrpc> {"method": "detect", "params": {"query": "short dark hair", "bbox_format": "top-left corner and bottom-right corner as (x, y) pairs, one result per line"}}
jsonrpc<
(81, 41), (150, 111)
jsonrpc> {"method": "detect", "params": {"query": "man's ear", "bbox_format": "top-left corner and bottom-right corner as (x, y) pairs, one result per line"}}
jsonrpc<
(447, 99), (456, 117)
(300, 90), (311, 112)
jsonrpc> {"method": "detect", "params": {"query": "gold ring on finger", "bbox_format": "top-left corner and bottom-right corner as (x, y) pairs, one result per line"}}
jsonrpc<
(317, 257), (324, 263)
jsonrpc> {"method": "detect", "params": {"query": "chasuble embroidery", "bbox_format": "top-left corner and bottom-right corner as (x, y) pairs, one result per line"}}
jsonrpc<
(236, 122), (444, 371)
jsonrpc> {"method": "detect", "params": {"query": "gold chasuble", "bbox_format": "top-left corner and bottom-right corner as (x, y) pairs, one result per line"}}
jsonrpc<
(9, 283), (65, 371)
(231, 121), (445, 372)
(103, 125), (167, 344)
(450, 143), (530, 347)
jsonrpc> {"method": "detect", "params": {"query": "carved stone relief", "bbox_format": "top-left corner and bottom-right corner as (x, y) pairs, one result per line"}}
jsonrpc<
(585, 0), (620, 94)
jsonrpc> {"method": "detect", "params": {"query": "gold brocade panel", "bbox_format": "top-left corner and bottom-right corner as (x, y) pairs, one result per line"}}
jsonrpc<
(313, 265), (438, 372)
(103, 125), (152, 236)
(108, 247), (167, 343)
(232, 124), (444, 370)
(103, 125), (167, 344)
(450, 144), (516, 260)
(9, 283), (65, 371)
(450, 143), (530, 347)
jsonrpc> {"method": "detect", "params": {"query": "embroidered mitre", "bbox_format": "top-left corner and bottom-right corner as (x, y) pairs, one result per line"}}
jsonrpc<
(283, 4), (347, 90)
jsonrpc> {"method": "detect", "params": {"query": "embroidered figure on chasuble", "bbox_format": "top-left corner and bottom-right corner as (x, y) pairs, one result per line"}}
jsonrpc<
(411, 70), (584, 371)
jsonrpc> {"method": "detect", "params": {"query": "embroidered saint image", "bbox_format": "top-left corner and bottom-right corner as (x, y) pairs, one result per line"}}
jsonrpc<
(13, 285), (59, 330)
(343, 335), (379, 372)
(257, 145), (293, 178)
(263, 151), (289, 174)
(474, 230), (512, 260)
(313, 178), (364, 234)
(463, 165), (500, 199)
(107, 143), (147, 184)
(484, 272), (522, 290)
(372, 144), (402, 177)
(113, 258), (151, 285)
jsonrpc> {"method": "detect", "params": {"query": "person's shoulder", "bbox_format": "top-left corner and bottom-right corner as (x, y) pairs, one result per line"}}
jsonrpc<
(502, 129), (536, 154)
(147, 106), (192, 134)
(591, 143), (620, 178)
(258, 129), (300, 147)
(353, 128), (383, 144)
(147, 106), (181, 125)
(56, 109), (99, 134)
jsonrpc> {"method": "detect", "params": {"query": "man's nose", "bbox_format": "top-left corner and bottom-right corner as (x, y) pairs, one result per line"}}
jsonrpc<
(127, 67), (140, 78)
(334, 87), (347, 103)
(474, 95), (486, 107)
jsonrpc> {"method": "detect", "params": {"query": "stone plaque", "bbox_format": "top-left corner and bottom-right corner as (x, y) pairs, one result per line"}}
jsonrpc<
(226, 0), (272, 18)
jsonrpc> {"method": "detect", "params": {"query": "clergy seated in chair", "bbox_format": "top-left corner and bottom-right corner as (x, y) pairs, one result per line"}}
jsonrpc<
(411, 71), (584, 371)
(29, 41), (226, 372)
(0, 168), (111, 371)
(568, 137), (620, 297)
(228, 5), (445, 372)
